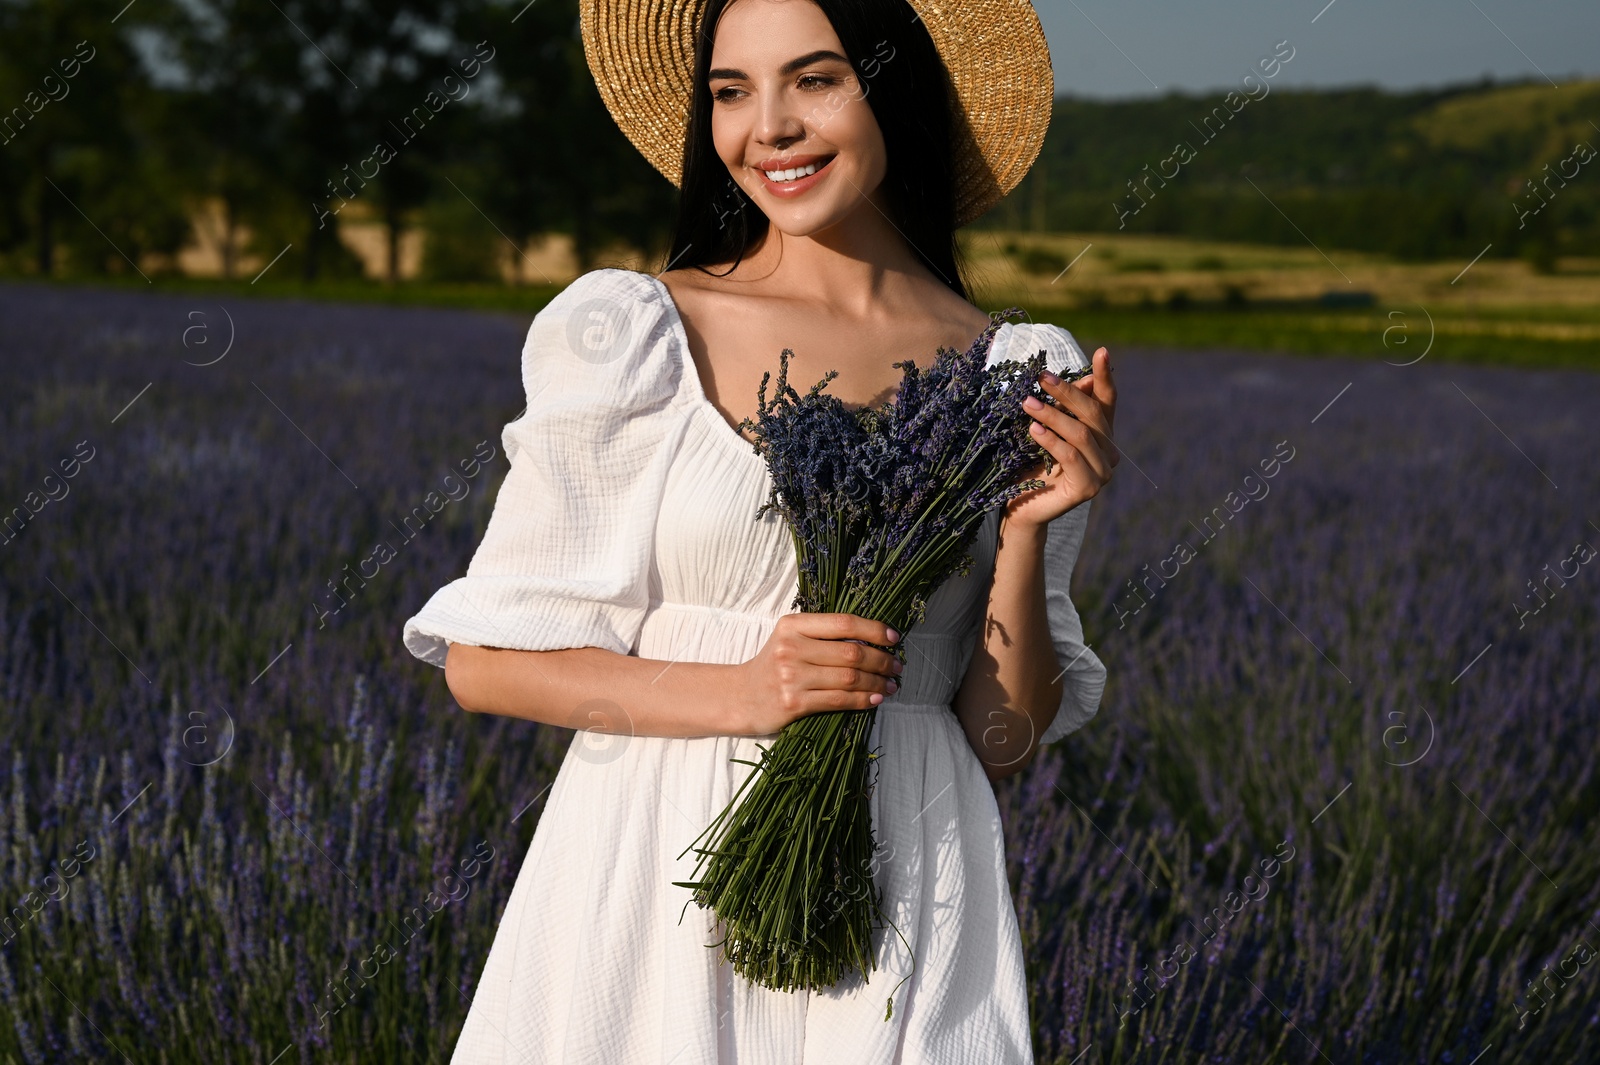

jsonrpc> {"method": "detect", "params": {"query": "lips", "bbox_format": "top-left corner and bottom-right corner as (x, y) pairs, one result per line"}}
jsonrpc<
(752, 154), (837, 197)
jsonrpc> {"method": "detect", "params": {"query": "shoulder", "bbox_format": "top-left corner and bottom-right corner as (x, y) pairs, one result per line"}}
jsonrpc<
(986, 318), (1091, 376)
(519, 268), (686, 409)
(539, 267), (666, 316)
(528, 267), (673, 354)
(655, 266), (743, 328)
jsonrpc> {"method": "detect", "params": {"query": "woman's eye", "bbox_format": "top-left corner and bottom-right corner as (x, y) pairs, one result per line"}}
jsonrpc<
(797, 74), (839, 91)
(711, 86), (744, 103)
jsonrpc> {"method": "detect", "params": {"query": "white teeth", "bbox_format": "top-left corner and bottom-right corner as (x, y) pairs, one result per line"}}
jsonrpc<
(764, 162), (819, 182)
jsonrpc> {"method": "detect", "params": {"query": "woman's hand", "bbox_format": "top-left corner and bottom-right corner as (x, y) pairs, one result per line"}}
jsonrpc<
(1004, 346), (1119, 529)
(731, 613), (905, 735)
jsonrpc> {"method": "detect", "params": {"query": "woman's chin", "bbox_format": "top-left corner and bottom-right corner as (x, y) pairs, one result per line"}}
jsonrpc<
(757, 194), (882, 241)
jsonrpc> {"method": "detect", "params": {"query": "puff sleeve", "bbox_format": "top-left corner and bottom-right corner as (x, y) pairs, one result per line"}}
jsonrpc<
(402, 269), (691, 667)
(987, 321), (1109, 744)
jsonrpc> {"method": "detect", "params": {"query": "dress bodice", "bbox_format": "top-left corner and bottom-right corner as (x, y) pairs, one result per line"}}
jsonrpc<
(403, 268), (1105, 743)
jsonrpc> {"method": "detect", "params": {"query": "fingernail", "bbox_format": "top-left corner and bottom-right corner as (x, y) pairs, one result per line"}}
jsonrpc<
(870, 693), (884, 705)
(1041, 370), (1060, 384)
(892, 660), (904, 675)
(1023, 395), (1043, 409)
(886, 679), (899, 694)
(886, 628), (900, 642)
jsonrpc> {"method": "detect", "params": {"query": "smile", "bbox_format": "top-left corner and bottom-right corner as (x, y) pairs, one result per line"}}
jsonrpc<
(754, 154), (836, 195)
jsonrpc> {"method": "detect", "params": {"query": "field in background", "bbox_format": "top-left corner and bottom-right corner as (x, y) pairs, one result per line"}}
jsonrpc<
(964, 230), (1600, 369)
(29, 228), (1600, 372)
(2, 283), (1598, 1062)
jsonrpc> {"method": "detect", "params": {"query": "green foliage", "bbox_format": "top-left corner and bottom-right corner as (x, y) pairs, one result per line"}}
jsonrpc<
(0, 0), (186, 277)
(1050, 303), (1599, 371)
(419, 194), (502, 284)
(1, 6), (1595, 286)
(1015, 244), (1070, 275)
(0, 0), (678, 283)
(1521, 238), (1559, 275)
(989, 80), (1600, 263)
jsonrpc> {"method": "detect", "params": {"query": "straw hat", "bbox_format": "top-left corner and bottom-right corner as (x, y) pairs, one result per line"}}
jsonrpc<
(578, 0), (1055, 228)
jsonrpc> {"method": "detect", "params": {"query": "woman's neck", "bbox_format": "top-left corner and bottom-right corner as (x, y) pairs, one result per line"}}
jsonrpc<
(715, 194), (945, 315)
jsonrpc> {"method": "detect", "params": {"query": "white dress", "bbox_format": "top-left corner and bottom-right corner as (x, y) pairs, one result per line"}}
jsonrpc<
(403, 268), (1106, 1065)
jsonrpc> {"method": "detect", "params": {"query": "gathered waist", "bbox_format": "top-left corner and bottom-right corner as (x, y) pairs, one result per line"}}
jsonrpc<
(875, 699), (957, 717)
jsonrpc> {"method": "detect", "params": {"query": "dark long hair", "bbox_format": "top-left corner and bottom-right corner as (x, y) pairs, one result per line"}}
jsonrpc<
(666, 0), (970, 299)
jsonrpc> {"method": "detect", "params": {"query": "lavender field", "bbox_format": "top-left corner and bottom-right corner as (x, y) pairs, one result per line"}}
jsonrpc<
(1, 280), (1596, 1064)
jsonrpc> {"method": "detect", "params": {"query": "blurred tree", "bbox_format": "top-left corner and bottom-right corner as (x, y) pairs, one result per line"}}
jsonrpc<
(145, 0), (294, 279)
(344, 0), (479, 283)
(156, 0), (398, 280)
(462, 0), (677, 274)
(245, 0), (372, 280)
(6, 0), (1591, 283)
(0, 0), (186, 277)
(418, 180), (501, 282)
(146, 0), (673, 281)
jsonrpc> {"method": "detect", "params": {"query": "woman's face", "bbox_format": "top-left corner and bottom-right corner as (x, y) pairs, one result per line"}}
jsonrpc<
(707, 0), (889, 238)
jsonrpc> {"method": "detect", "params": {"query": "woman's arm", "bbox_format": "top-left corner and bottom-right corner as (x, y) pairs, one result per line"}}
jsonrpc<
(953, 347), (1119, 781)
(446, 644), (739, 736)
(443, 612), (903, 739)
(951, 517), (1063, 781)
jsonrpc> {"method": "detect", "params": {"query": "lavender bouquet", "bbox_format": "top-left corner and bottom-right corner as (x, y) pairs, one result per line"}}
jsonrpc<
(674, 310), (1089, 1013)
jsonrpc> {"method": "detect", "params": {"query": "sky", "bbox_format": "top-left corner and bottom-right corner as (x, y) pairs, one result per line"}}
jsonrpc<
(1035, 0), (1599, 99)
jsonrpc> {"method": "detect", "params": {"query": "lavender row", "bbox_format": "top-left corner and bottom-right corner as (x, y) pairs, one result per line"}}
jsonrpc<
(1003, 347), (1600, 1062)
(1, 282), (1597, 1061)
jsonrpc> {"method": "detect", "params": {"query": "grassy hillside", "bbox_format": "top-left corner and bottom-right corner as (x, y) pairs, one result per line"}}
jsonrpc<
(987, 80), (1600, 265)
(962, 230), (1599, 368)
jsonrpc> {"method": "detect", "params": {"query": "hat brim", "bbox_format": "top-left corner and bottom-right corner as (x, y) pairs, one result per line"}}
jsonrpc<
(579, 0), (1054, 229)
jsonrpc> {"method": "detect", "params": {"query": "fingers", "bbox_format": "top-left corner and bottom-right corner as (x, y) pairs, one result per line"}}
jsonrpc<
(1067, 346), (1114, 394)
(1041, 347), (1115, 435)
(817, 664), (897, 699)
(1028, 347), (1118, 479)
(811, 636), (903, 679)
(1043, 431), (1114, 493)
(772, 613), (904, 714)
(787, 658), (899, 715)
(1034, 376), (1100, 431)
(1086, 347), (1118, 464)
(1024, 396), (1115, 483)
(1063, 348), (1116, 440)
(1092, 347), (1117, 418)
(787, 611), (900, 648)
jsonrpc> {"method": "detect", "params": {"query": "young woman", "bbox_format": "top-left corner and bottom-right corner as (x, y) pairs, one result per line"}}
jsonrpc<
(404, 0), (1119, 1060)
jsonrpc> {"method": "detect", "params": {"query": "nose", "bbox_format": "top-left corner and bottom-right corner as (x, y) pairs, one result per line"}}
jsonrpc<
(754, 88), (806, 154)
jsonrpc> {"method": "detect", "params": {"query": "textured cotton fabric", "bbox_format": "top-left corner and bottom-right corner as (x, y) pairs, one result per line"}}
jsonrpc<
(404, 268), (1106, 1064)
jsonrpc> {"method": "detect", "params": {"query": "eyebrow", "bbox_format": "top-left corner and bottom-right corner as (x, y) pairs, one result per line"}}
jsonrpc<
(708, 49), (852, 82)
